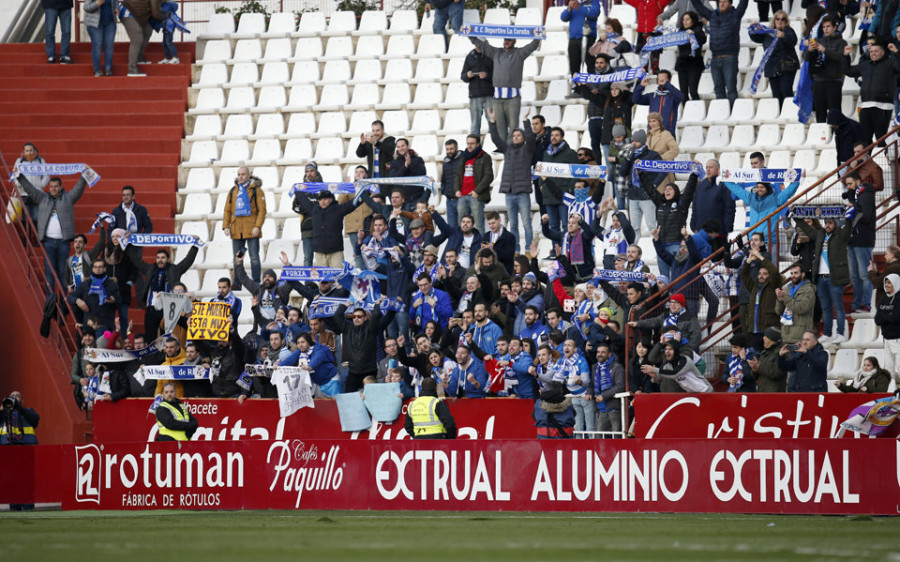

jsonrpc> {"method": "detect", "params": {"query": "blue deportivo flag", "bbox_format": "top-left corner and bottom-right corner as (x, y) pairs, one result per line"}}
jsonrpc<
(308, 296), (351, 319)
(352, 175), (436, 205)
(794, 16), (824, 124)
(289, 182), (356, 196)
(280, 263), (351, 282)
(631, 160), (704, 186)
(120, 233), (204, 249)
(639, 30), (698, 67)
(147, 394), (164, 414)
(534, 161), (607, 179)
(592, 269), (648, 283)
(573, 66), (644, 85)
(747, 24), (778, 94)
(459, 23), (546, 40)
(839, 395), (900, 436)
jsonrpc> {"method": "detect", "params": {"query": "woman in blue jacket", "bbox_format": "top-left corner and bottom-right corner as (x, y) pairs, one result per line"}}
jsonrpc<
(723, 178), (800, 237)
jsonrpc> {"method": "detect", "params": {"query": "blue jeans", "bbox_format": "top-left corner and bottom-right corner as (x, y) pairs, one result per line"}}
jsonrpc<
(469, 96), (491, 135)
(457, 195), (485, 232)
(711, 55), (738, 107)
(432, 1), (464, 48)
(546, 204), (566, 234)
(848, 246), (874, 309)
(348, 232), (364, 270)
(87, 22), (116, 73)
(505, 193), (533, 252)
(445, 197), (459, 228)
(301, 237), (313, 266)
(232, 237), (261, 284)
(44, 8), (71, 59)
(658, 242), (681, 278)
(162, 30), (177, 59)
(43, 237), (69, 293)
(572, 395), (596, 438)
(627, 198), (656, 238)
(817, 277), (846, 336)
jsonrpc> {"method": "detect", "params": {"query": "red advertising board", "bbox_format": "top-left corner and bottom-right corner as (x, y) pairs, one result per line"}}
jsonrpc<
(632, 393), (900, 439)
(30, 438), (897, 514)
(91, 398), (536, 443)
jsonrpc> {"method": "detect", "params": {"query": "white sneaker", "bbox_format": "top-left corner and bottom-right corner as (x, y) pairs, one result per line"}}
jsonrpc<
(157, 58), (170, 64)
(127, 71), (147, 77)
(170, 57), (180, 64)
(818, 334), (834, 345)
(831, 333), (847, 345)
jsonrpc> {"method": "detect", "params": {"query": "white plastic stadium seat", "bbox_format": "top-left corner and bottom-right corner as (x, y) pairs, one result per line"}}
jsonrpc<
(197, 63), (227, 86)
(189, 115), (222, 138)
(236, 13), (265, 35)
(265, 12), (296, 35)
(297, 12), (326, 35)
(203, 13), (234, 37)
(388, 10), (418, 34)
(293, 38), (323, 60)
(187, 140), (218, 164)
(200, 40), (231, 63)
(845, 318), (879, 349)
(222, 114), (252, 138)
(357, 11), (387, 34)
(262, 39), (292, 61)
(232, 39), (262, 62)
(354, 35), (385, 59)
(327, 11), (357, 34)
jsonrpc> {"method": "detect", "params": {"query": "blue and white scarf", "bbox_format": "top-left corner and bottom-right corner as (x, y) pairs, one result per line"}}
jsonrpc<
(413, 262), (439, 283)
(290, 182), (356, 196)
(794, 16), (824, 124)
(572, 66), (644, 85)
(535, 161), (607, 179)
(459, 23), (547, 40)
(592, 269), (648, 283)
(747, 24), (779, 94)
(562, 187), (596, 225)
(727, 354), (744, 392)
(573, 299), (595, 335)
(790, 205), (845, 218)
(663, 308), (684, 328)
(71, 254), (85, 286)
(233, 182), (252, 217)
(639, 29), (699, 67)
(134, 365), (212, 385)
(546, 140), (569, 157)
(631, 160), (704, 186)
(280, 262), (353, 282)
(89, 212), (116, 233)
(14, 163), (101, 187)
(352, 176), (436, 205)
(212, 291), (236, 308)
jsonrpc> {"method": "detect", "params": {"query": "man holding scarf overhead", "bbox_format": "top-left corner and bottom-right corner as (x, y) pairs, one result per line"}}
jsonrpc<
(540, 212), (596, 281)
(690, 0), (750, 107)
(69, 259), (120, 334)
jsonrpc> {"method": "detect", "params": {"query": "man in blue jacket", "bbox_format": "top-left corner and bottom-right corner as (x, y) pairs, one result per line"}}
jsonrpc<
(111, 185), (153, 238)
(468, 302), (504, 356)
(690, 0), (749, 107)
(777, 331), (829, 392)
(632, 71), (684, 134)
(410, 273), (453, 331)
(447, 345), (489, 398)
(281, 332), (340, 397)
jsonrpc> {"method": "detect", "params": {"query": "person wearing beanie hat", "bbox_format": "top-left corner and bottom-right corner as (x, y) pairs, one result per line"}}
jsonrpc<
(631, 290), (701, 350)
(532, 380), (575, 438)
(405, 378), (458, 439)
(234, 252), (305, 327)
(611, 123), (627, 139)
(603, 80), (634, 209)
(304, 161), (318, 172)
(292, 183), (374, 268)
(631, 129), (647, 145)
(752, 326), (788, 392)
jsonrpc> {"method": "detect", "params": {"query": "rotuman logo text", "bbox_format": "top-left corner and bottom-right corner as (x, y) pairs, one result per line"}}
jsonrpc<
(75, 443), (244, 505)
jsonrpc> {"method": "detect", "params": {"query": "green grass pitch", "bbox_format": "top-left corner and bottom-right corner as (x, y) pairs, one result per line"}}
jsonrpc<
(2, 510), (898, 561)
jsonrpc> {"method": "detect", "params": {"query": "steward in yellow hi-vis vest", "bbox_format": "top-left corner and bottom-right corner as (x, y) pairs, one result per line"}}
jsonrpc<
(155, 382), (198, 441)
(404, 378), (457, 439)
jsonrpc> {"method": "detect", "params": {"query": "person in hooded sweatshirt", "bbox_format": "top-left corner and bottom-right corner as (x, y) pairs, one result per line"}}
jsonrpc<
(533, 381), (575, 438)
(643, 340), (713, 393)
(826, 109), (867, 166)
(723, 174), (800, 237)
(875, 273), (900, 384)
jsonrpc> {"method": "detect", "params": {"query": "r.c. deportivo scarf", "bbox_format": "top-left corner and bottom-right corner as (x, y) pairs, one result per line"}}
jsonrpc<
(546, 140), (569, 157)
(234, 182), (252, 217)
(727, 354), (744, 392)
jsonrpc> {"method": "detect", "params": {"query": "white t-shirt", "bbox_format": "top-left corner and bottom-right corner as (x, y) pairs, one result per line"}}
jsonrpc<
(46, 209), (63, 240)
(459, 234), (475, 269)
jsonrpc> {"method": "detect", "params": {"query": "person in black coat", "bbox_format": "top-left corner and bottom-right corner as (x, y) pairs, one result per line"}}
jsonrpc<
(460, 45), (494, 136)
(843, 172), (877, 312)
(843, 39), (900, 144)
(827, 109), (867, 166)
(332, 300), (390, 392)
(355, 120), (395, 181)
(540, 213), (596, 281)
(68, 259), (121, 335)
(292, 189), (367, 267)
(675, 11), (707, 102)
(128, 242), (199, 339)
(750, 10), (800, 108)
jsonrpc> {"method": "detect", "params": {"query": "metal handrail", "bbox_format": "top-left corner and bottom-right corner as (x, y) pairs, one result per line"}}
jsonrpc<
(623, 123), (900, 394)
